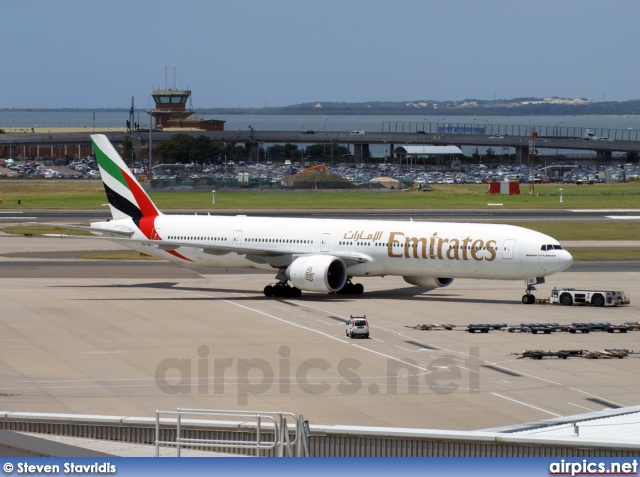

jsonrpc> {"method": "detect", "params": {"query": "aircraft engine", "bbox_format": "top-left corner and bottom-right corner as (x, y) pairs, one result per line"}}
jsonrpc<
(286, 255), (347, 293)
(403, 276), (454, 288)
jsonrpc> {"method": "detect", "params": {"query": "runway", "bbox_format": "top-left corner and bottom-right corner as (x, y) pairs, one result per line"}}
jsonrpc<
(0, 233), (639, 431)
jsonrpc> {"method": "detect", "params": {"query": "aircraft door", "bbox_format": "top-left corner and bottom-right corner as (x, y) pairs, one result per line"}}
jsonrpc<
(233, 230), (243, 246)
(502, 239), (515, 259)
(321, 233), (330, 252)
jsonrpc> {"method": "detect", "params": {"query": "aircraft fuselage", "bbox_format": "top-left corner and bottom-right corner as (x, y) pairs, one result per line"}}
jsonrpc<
(94, 214), (573, 281)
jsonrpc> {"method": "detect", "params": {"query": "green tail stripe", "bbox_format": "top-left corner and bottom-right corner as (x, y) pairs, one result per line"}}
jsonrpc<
(92, 137), (129, 190)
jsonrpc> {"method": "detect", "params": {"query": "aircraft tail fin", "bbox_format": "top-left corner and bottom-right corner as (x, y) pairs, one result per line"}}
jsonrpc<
(91, 134), (161, 220)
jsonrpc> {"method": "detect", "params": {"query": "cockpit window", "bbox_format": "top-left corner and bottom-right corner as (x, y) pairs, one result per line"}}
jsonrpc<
(541, 244), (564, 251)
(553, 245), (563, 250)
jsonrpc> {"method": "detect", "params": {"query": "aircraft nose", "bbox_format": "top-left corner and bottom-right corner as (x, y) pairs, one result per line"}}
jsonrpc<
(558, 250), (573, 272)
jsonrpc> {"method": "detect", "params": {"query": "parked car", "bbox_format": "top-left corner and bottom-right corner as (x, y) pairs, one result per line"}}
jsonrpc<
(350, 130), (365, 135)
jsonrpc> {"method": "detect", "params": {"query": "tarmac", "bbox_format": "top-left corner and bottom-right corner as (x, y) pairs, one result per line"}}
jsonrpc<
(0, 233), (639, 431)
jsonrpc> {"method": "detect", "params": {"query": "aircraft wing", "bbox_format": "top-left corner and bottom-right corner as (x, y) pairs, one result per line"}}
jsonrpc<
(37, 233), (372, 264)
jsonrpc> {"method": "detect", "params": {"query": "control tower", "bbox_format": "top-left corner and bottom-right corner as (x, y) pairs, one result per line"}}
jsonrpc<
(150, 88), (224, 131)
(150, 89), (193, 128)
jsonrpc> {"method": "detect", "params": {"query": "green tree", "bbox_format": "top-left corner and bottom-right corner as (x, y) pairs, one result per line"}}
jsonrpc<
(304, 143), (350, 159)
(219, 141), (245, 161)
(155, 133), (194, 164)
(269, 143), (300, 159)
(190, 135), (220, 169)
(485, 147), (496, 159)
(121, 135), (137, 165)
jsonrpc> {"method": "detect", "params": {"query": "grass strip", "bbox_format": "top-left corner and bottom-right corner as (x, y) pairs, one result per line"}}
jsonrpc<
(0, 182), (639, 209)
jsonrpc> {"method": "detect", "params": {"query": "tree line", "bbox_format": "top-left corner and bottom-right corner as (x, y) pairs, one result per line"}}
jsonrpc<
(144, 134), (351, 166)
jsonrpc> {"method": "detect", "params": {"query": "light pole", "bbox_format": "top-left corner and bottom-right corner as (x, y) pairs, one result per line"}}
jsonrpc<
(8, 120), (11, 159)
(145, 110), (153, 180)
(473, 118), (490, 135)
(404, 142), (411, 173)
(555, 121), (565, 159)
(330, 140), (334, 166)
(300, 123), (304, 161)
(323, 119), (328, 159)
(437, 118), (446, 136)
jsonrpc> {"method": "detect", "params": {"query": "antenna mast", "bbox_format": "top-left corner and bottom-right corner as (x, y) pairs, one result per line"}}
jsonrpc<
(528, 127), (538, 195)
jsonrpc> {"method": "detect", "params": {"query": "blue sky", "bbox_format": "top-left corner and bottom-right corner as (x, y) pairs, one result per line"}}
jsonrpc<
(3, 0), (639, 108)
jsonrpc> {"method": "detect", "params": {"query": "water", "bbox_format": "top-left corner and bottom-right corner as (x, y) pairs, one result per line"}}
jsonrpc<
(2, 110), (640, 131)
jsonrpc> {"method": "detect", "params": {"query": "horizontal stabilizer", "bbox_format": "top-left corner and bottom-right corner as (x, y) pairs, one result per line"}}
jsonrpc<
(24, 222), (135, 237)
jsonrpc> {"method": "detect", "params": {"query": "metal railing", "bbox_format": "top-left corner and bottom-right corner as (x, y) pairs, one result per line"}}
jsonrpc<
(155, 408), (310, 457)
(382, 121), (640, 141)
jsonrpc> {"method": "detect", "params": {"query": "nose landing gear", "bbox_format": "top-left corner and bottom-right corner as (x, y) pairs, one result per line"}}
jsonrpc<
(522, 284), (537, 304)
(522, 277), (545, 304)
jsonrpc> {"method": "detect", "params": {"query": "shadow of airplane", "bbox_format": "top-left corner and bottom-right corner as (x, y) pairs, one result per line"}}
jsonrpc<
(52, 281), (517, 306)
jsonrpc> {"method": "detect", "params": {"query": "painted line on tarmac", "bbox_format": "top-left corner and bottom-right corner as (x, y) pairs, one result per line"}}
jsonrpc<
(568, 387), (624, 408)
(570, 209), (640, 213)
(491, 392), (562, 417)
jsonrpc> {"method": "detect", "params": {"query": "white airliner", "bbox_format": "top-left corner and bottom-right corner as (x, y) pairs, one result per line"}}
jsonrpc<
(46, 134), (573, 303)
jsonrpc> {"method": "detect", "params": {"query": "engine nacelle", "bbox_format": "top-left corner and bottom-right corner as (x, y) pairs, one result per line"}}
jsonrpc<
(403, 276), (454, 288)
(286, 255), (347, 293)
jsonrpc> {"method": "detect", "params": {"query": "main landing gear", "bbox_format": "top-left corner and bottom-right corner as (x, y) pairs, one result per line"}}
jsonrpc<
(262, 279), (365, 297)
(336, 279), (364, 295)
(264, 282), (302, 298)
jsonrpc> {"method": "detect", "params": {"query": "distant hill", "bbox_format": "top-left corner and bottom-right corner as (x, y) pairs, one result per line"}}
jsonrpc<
(198, 97), (640, 116)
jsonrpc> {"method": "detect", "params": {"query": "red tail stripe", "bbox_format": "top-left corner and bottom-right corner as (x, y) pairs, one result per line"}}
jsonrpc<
(121, 168), (159, 218)
(138, 216), (157, 240)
